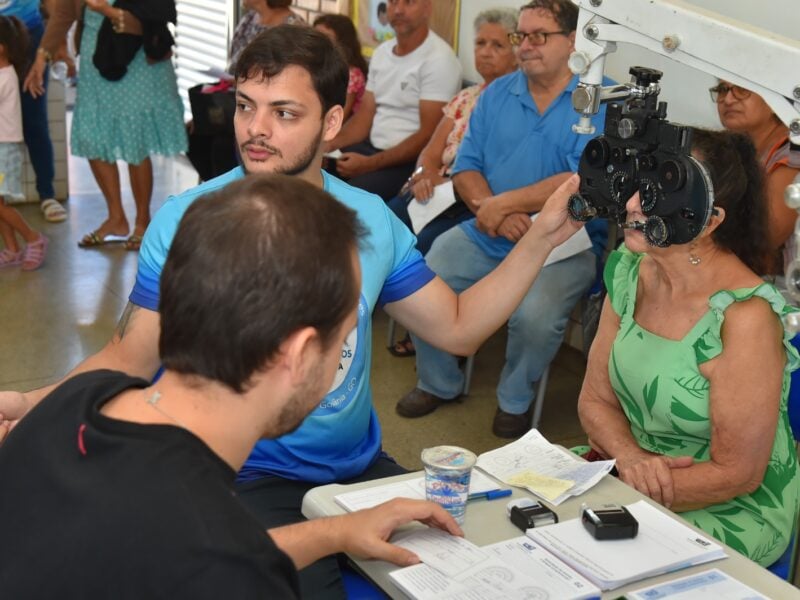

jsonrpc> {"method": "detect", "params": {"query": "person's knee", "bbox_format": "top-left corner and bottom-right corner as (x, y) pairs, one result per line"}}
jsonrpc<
(425, 228), (468, 279)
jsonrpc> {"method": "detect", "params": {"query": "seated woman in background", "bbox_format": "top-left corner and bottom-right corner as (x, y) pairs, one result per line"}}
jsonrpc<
(712, 81), (800, 275)
(229, 0), (304, 69)
(314, 14), (367, 122)
(386, 8), (517, 357)
(578, 128), (800, 567)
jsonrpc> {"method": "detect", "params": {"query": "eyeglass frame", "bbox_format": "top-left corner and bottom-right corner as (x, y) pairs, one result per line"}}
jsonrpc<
(708, 83), (752, 103)
(507, 30), (568, 46)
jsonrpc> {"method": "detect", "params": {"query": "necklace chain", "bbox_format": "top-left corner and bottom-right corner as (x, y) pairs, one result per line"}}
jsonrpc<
(144, 389), (189, 429)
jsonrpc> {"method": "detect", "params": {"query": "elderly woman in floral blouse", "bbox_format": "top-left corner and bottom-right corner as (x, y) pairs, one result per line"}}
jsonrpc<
(387, 7), (517, 357)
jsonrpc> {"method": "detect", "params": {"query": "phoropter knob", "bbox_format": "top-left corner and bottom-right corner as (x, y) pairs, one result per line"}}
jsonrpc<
(568, 194), (596, 222)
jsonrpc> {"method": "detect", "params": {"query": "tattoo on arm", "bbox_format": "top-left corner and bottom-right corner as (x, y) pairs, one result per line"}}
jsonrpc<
(114, 303), (140, 340)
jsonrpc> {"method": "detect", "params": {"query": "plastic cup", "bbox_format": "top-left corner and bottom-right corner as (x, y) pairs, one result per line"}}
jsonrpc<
(421, 445), (477, 524)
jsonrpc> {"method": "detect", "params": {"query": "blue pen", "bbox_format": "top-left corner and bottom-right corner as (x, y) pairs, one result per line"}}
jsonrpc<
(467, 489), (512, 501)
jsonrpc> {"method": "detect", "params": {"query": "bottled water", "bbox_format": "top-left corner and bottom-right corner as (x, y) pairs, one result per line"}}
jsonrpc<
(50, 61), (68, 83)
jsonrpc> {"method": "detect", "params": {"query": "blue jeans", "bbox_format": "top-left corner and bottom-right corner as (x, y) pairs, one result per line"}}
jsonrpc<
(411, 226), (596, 414)
(21, 22), (55, 200)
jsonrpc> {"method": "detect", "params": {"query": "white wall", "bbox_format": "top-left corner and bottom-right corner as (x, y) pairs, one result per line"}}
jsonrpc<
(457, 0), (798, 128)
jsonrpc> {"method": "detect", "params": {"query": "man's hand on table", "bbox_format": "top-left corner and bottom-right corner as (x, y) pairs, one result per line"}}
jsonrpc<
(337, 498), (463, 566)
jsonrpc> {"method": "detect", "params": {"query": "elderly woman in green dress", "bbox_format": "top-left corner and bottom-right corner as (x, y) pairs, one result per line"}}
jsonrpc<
(578, 128), (800, 566)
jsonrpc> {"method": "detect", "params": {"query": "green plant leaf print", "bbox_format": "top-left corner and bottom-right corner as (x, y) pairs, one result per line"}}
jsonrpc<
(669, 397), (706, 422)
(642, 377), (659, 417)
(675, 375), (709, 399)
(750, 531), (783, 565)
(721, 528), (749, 556)
(693, 334), (716, 363)
(611, 351), (644, 430)
(713, 515), (746, 533)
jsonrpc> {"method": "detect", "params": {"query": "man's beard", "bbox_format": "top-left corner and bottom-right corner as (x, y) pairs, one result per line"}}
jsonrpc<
(241, 127), (323, 177)
(270, 359), (327, 438)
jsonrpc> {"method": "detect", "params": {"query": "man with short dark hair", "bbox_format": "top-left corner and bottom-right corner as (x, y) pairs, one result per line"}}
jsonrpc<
(397, 0), (613, 438)
(1, 25), (585, 598)
(0, 175), (461, 597)
(327, 0), (462, 200)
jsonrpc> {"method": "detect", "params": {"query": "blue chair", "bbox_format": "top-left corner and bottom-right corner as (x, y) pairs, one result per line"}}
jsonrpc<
(766, 334), (800, 580)
(341, 564), (388, 599)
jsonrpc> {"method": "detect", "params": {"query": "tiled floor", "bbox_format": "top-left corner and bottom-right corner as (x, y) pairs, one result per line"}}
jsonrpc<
(0, 130), (590, 471)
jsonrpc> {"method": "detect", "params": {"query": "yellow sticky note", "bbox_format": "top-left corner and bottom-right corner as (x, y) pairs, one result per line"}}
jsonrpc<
(507, 470), (574, 501)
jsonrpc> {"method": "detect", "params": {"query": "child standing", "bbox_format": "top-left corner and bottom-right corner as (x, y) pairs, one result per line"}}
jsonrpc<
(0, 15), (46, 270)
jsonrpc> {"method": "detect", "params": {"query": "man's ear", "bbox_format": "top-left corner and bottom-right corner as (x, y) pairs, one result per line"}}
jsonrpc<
(568, 30), (576, 51)
(278, 326), (321, 384)
(322, 105), (344, 142)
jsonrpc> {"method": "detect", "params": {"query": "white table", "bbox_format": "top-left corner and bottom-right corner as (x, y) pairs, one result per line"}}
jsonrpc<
(302, 471), (800, 599)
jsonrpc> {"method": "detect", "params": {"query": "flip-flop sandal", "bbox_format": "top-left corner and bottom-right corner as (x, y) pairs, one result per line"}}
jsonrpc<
(388, 333), (416, 357)
(124, 234), (143, 251)
(78, 231), (126, 248)
(40, 199), (67, 223)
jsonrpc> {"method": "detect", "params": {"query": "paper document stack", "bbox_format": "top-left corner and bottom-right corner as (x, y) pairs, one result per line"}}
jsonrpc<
(526, 500), (727, 590)
(476, 429), (615, 504)
(388, 529), (601, 600)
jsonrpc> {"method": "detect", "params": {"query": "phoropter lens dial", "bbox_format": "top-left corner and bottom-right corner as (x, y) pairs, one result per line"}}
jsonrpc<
(643, 216), (671, 247)
(567, 194), (596, 222)
(639, 178), (660, 213)
(609, 170), (633, 205)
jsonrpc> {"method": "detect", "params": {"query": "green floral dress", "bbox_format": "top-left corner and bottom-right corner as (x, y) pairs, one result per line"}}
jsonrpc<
(605, 246), (800, 566)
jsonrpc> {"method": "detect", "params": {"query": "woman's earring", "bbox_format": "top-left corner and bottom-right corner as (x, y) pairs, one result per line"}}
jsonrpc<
(688, 242), (701, 266)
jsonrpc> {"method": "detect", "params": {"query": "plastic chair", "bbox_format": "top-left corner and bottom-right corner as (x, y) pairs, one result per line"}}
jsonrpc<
(766, 334), (800, 580)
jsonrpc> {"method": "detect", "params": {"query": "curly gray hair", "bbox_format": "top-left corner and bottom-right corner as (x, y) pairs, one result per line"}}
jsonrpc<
(474, 7), (518, 35)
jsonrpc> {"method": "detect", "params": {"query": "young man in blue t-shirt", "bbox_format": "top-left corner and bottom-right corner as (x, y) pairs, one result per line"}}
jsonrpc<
(2, 25), (587, 598)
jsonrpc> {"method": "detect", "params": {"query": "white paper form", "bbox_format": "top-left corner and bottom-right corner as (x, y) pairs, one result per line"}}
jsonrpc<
(391, 528), (488, 578)
(627, 568), (766, 600)
(531, 213), (593, 267)
(334, 470), (501, 512)
(201, 67), (234, 82)
(526, 501), (726, 590)
(476, 429), (615, 504)
(407, 180), (457, 234)
(389, 536), (601, 600)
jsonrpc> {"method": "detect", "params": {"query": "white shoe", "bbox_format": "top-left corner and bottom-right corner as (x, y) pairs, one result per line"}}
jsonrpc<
(41, 199), (68, 223)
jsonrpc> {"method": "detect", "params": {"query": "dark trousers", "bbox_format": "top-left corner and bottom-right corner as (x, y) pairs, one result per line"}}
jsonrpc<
(234, 454), (407, 599)
(387, 190), (473, 255)
(326, 141), (416, 202)
(21, 22), (55, 200)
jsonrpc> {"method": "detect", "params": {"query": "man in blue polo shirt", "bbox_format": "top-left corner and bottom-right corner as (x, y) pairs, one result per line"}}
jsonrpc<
(1, 25), (589, 599)
(397, 0), (613, 438)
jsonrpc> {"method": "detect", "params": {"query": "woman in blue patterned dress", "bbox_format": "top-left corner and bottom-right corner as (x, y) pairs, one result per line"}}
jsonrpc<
(24, 0), (186, 250)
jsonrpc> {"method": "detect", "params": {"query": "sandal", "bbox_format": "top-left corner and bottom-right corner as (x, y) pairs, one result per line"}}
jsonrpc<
(40, 199), (67, 223)
(388, 333), (416, 358)
(78, 230), (126, 248)
(21, 234), (48, 271)
(124, 234), (143, 252)
(0, 248), (23, 268)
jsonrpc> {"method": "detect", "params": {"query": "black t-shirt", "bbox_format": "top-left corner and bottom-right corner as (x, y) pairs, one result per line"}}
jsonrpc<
(0, 370), (300, 599)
